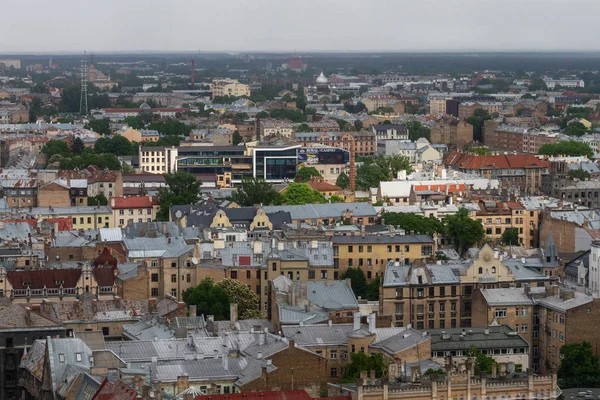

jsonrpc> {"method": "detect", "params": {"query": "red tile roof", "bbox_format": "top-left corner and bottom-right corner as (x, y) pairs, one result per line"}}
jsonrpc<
(7, 269), (81, 290)
(110, 196), (159, 209)
(92, 378), (139, 400)
(46, 217), (74, 231)
(94, 247), (118, 269)
(194, 391), (350, 400)
(413, 184), (467, 193)
(4, 219), (37, 227)
(308, 181), (342, 192)
(93, 267), (116, 287)
(444, 152), (549, 170)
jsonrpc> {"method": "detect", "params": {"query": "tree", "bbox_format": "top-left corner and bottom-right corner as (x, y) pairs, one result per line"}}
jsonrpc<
(157, 171), (202, 221)
(405, 121), (431, 141)
(342, 352), (386, 383)
(88, 194), (108, 206)
(500, 228), (520, 246)
(295, 166), (321, 182)
(232, 131), (243, 145)
(281, 183), (326, 205)
(569, 169), (592, 180)
(147, 119), (192, 136)
(374, 155), (413, 181)
(539, 141), (594, 158)
(443, 208), (485, 255)
(558, 342), (600, 388)
(256, 111), (270, 119)
(467, 146), (492, 156)
(235, 112), (249, 121)
(564, 121), (589, 137)
(228, 177), (281, 207)
(364, 276), (381, 301)
(269, 108), (306, 122)
(295, 123), (313, 132)
(466, 108), (491, 142)
(336, 172), (350, 189)
(94, 135), (137, 156)
(356, 163), (389, 191)
(183, 277), (231, 320)
(340, 267), (368, 298)
(42, 140), (71, 158)
(216, 278), (262, 319)
(71, 137), (85, 155)
(85, 119), (111, 135)
(467, 345), (498, 375)
(124, 116), (145, 130)
(381, 213), (444, 237)
(329, 194), (345, 203)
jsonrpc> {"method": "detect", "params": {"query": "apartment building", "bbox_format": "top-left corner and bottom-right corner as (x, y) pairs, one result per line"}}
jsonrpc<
(29, 206), (113, 229)
(110, 196), (160, 228)
(138, 146), (178, 174)
(458, 101), (503, 119)
(379, 244), (554, 330)
(473, 284), (599, 374)
(483, 122), (562, 154)
(429, 117), (473, 150)
(212, 79), (250, 98)
(294, 131), (376, 156)
(370, 124), (409, 141)
(332, 233), (436, 277)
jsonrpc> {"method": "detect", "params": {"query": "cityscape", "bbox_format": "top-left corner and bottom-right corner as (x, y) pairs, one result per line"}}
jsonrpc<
(3, 2), (600, 400)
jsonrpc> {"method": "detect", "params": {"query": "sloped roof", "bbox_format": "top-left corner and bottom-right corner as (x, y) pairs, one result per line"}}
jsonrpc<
(92, 378), (139, 400)
(111, 196), (159, 209)
(445, 152), (549, 170)
(7, 268), (81, 290)
(0, 304), (61, 329)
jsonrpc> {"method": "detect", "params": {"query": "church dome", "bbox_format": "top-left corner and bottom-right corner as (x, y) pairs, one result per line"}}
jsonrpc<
(316, 72), (329, 84)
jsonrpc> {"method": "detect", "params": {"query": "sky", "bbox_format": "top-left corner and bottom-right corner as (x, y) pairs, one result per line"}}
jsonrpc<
(2, 0), (600, 53)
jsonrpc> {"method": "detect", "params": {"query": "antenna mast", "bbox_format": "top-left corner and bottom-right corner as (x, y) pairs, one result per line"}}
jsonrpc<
(80, 51), (88, 115)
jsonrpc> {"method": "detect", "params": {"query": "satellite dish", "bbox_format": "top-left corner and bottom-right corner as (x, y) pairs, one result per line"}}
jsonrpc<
(149, 391), (155, 398)
(506, 362), (515, 374)
(192, 257), (198, 265)
(175, 210), (183, 219)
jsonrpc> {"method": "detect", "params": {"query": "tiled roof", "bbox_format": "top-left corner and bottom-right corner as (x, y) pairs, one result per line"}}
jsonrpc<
(7, 268), (82, 290)
(445, 152), (550, 170)
(308, 181), (342, 192)
(92, 378), (139, 400)
(110, 196), (158, 209)
(0, 304), (61, 329)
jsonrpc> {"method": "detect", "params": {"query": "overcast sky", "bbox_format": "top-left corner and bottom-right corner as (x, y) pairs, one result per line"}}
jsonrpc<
(2, 0), (600, 53)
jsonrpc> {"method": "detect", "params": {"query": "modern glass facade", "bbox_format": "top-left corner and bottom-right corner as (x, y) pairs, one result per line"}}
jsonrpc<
(254, 147), (299, 181)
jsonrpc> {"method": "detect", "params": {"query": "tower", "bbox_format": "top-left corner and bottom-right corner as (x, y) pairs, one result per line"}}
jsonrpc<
(79, 52), (88, 115)
(191, 59), (196, 87)
(349, 137), (356, 192)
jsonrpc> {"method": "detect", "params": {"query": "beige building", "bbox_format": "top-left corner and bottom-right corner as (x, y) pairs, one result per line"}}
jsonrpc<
(212, 79), (251, 98)
(110, 196), (160, 227)
(139, 145), (178, 174)
(429, 98), (449, 116)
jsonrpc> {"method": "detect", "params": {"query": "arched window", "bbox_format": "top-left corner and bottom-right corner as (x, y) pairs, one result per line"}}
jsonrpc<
(492, 267), (496, 274)
(478, 267), (483, 274)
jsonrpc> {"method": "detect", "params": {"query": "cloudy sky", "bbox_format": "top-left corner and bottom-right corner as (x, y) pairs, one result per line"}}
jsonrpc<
(2, 0), (600, 53)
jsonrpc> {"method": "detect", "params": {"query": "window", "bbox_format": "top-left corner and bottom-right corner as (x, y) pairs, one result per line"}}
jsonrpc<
(186, 274), (191, 283)
(440, 287), (445, 297)
(272, 262), (277, 271)
(367, 245), (372, 252)
(151, 288), (159, 296)
(330, 351), (337, 359)
(521, 325), (528, 333)
(59, 354), (65, 363)
(421, 245), (433, 256)
(348, 245), (353, 253)
(495, 309), (507, 318)
(171, 288), (177, 297)
(308, 270), (315, 279)
(359, 245), (363, 253)
(231, 271), (238, 279)
(559, 333), (564, 342)
(491, 267), (496, 274)
(559, 315), (564, 325)
(321, 270), (328, 279)
(102, 327), (110, 336)
(171, 274), (177, 283)
(151, 273), (159, 282)
(331, 368), (338, 377)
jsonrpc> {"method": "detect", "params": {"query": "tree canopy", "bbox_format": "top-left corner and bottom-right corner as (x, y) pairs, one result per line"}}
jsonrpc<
(228, 177), (281, 207)
(340, 267), (380, 301)
(443, 208), (485, 254)
(85, 119), (111, 135)
(295, 123), (313, 132)
(405, 121), (431, 141)
(72, 137), (85, 155)
(94, 135), (138, 156)
(342, 352), (386, 383)
(232, 131), (243, 145)
(42, 140), (71, 158)
(356, 156), (413, 190)
(157, 171), (202, 221)
(381, 212), (445, 236)
(124, 116), (145, 130)
(466, 108), (491, 142)
(568, 169), (592, 180)
(217, 278), (262, 319)
(500, 228), (520, 246)
(281, 183), (326, 205)
(295, 166), (321, 182)
(467, 345), (498, 375)
(539, 141), (594, 158)
(147, 119), (192, 136)
(269, 108), (306, 122)
(183, 277), (231, 321)
(564, 121), (589, 137)
(336, 172), (350, 189)
(558, 342), (600, 388)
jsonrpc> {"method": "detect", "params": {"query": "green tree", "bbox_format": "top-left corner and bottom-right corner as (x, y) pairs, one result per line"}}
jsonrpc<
(568, 169), (592, 180)
(564, 121), (590, 137)
(340, 267), (367, 298)
(558, 342), (600, 388)
(157, 171), (202, 221)
(85, 119), (111, 135)
(124, 116), (145, 130)
(256, 111), (270, 119)
(500, 228), (520, 246)
(424, 368), (446, 376)
(336, 172), (350, 189)
(342, 352), (386, 383)
(467, 146), (492, 156)
(356, 163), (388, 191)
(381, 213), (444, 237)
(295, 166), (322, 182)
(94, 135), (137, 156)
(539, 141), (594, 158)
(216, 278), (262, 319)
(235, 112), (249, 121)
(71, 137), (85, 155)
(364, 276), (381, 301)
(228, 177), (281, 206)
(269, 108), (306, 122)
(281, 183), (326, 205)
(42, 140), (71, 158)
(88, 194), (108, 206)
(147, 119), (192, 136)
(466, 108), (491, 142)
(329, 194), (345, 203)
(295, 123), (313, 132)
(405, 121), (431, 141)
(232, 131), (243, 145)
(467, 345), (498, 375)
(183, 277), (231, 320)
(374, 155), (413, 181)
(443, 208), (485, 254)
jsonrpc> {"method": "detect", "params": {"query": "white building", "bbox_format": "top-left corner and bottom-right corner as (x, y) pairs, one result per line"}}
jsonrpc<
(139, 146), (178, 174)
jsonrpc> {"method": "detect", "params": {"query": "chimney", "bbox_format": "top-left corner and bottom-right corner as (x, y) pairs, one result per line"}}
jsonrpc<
(360, 225), (366, 238)
(189, 304), (197, 317)
(92, 299), (98, 313)
(290, 283), (297, 307)
(345, 278), (352, 288)
(491, 363), (497, 378)
(230, 303), (238, 329)
(368, 313), (376, 334)
(148, 298), (157, 313)
(42, 299), (51, 314)
(369, 370), (376, 382)
(113, 295), (121, 309)
(484, 327), (489, 335)
(353, 311), (361, 331)
(222, 351), (229, 371)
(176, 375), (189, 394)
(259, 332), (266, 346)
(524, 283), (531, 297)
(349, 145), (356, 192)
(24, 307), (31, 326)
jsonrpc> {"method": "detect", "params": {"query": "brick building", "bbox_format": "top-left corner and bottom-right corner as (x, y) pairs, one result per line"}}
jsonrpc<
(483, 122), (562, 154)
(294, 131), (376, 157)
(429, 117), (473, 150)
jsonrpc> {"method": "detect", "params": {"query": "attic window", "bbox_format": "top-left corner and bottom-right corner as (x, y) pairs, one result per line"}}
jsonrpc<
(59, 354), (65, 363)
(76, 353), (82, 362)
(23, 282), (32, 287)
(55, 280), (64, 286)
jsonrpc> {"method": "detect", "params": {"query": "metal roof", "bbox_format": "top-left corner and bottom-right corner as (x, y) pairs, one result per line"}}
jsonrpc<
(429, 326), (529, 352)
(263, 202), (376, 220)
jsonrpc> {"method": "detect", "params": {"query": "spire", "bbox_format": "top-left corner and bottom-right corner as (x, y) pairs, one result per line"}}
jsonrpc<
(544, 230), (559, 265)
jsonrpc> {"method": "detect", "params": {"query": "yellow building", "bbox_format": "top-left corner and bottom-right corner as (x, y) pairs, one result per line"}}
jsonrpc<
(31, 206), (113, 229)
(212, 79), (250, 99)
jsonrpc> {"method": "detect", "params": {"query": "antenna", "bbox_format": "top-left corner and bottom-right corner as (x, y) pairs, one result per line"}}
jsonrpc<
(191, 58), (196, 88)
(80, 51), (88, 115)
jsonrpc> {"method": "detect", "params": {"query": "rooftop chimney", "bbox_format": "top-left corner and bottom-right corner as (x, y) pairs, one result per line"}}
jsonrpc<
(230, 303), (238, 329)
(353, 311), (361, 331)
(189, 304), (197, 317)
(368, 313), (376, 334)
